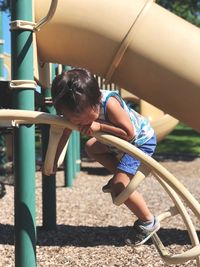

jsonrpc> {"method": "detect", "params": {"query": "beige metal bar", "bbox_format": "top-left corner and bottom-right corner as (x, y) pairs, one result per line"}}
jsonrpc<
(112, 164), (150, 205)
(154, 174), (200, 266)
(43, 125), (66, 176)
(105, 0), (154, 82)
(34, 0), (58, 31)
(157, 206), (178, 222)
(152, 235), (200, 265)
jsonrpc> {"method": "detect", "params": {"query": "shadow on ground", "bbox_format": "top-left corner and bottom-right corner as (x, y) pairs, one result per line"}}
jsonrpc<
(81, 166), (110, 176)
(154, 153), (199, 162)
(0, 223), (199, 248)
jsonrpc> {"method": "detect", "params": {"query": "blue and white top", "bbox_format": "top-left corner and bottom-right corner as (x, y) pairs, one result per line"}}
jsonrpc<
(99, 90), (154, 147)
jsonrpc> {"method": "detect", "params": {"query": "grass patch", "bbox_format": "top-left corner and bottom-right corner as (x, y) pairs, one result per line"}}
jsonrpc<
(156, 124), (200, 156)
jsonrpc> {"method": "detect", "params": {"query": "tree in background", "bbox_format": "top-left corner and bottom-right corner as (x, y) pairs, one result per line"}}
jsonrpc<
(157, 0), (200, 26)
(0, 0), (10, 12)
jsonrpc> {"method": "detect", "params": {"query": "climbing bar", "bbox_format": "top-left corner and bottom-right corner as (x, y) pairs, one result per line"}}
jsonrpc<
(43, 125), (66, 176)
(34, 0), (58, 31)
(112, 164), (150, 205)
(154, 174), (200, 266)
(152, 234), (200, 265)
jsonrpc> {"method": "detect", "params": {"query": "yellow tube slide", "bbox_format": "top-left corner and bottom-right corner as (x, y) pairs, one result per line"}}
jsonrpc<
(120, 89), (178, 141)
(35, 0), (200, 132)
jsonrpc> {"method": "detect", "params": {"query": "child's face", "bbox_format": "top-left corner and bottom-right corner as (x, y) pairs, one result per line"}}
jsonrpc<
(62, 104), (100, 126)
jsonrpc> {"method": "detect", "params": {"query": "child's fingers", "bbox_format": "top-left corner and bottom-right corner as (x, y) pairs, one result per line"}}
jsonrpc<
(78, 125), (91, 135)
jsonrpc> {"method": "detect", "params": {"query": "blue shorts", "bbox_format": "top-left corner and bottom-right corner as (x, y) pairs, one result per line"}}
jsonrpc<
(117, 134), (157, 175)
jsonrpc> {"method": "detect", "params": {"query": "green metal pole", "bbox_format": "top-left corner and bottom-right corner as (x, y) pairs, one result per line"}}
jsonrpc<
(0, 10), (7, 176)
(72, 131), (77, 178)
(75, 131), (81, 173)
(41, 64), (57, 230)
(11, 1), (36, 267)
(62, 65), (75, 186)
(64, 134), (74, 187)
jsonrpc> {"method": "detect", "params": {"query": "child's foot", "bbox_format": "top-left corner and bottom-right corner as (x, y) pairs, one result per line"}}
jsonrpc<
(125, 216), (160, 246)
(102, 178), (113, 193)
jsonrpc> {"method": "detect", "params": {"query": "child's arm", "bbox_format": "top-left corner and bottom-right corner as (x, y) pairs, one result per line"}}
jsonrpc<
(100, 97), (135, 141)
(79, 97), (135, 141)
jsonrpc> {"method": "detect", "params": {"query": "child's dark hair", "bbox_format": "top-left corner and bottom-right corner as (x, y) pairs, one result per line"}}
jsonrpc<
(52, 68), (101, 114)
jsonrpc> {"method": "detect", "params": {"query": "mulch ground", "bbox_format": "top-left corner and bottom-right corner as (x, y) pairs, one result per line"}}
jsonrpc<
(0, 156), (200, 267)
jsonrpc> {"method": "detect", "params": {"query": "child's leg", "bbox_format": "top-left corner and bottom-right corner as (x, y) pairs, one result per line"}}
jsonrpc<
(86, 137), (159, 246)
(112, 171), (160, 246)
(85, 137), (118, 173)
(112, 171), (153, 221)
(86, 138), (153, 221)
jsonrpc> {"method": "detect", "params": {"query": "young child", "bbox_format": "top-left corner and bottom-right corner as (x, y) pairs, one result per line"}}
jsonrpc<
(51, 67), (160, 246)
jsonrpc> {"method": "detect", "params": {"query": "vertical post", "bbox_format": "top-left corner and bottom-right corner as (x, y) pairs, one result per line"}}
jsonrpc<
(75, 131), (81, 173)
(0, 9), (7, 176)
(72, 131), (77, 176)
(11, 1), (36, 267)
(64, 135), (73, 187)
(41, 64), (57, 230)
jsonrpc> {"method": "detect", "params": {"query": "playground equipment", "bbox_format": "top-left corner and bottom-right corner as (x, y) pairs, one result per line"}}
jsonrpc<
(35, 0), (200, 265)
(35, 0), (200, 133)
(3, 0), (200, 266)
(0, 109), (200, 266)
(120, 89), (178, 141)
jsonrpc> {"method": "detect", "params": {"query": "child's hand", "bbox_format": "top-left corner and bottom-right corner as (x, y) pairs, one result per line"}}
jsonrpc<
(78, 121), (101, 136)
(90, 121), (101, 133)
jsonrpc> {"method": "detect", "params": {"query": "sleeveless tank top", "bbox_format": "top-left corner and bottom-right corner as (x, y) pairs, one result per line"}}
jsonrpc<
(99, 90), (154, 147)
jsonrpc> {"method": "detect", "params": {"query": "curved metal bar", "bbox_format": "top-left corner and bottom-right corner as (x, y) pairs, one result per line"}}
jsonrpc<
(153, 174), (200, 266)
(1, 109), (200, 217)
(157, 206), (178, 222)
(95, 133), (200, 219)
(105, 0), (153, 82)
(0, 109), (200, 265)
(112, 164), (150, 205)
(43, 125), (65, 176)
(34, 0), (58, 31)
(152, 234), (200, 265)
(43, 125), (69, 175)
